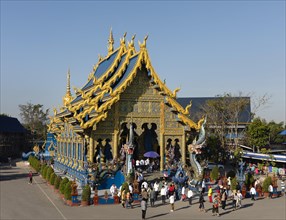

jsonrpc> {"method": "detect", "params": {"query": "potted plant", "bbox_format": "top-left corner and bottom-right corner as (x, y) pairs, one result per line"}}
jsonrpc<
(64, 181), (72, 206)
(81, 185), (91, 206)
(262, 176), (272, 198)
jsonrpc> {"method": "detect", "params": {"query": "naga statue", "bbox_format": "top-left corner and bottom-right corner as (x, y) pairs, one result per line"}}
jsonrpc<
(188, 117), (207, 187)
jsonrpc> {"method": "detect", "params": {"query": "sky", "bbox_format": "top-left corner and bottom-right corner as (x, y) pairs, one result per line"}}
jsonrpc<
(1, 1), (285, 124)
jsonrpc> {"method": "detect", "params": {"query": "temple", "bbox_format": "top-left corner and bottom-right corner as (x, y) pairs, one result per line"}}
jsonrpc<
(48, 31), (205, 184)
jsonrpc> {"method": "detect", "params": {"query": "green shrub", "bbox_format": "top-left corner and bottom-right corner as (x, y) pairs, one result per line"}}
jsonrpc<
(28, 156), (41, 172)
(60, 177), (69, 194)
(55, 176), (62, 190)
(245, 172), (255, 190)
(121, 182), (130, 193)
(210, 166), (219, 181)
(262, 176), (272, 193)
(43, 166), (49, 179)
(64, 181), (72, 200)
(81, 185), (91, 202)
(40, 164), (47, 175)
(46, 167), (54, 181)
(231, 177), (238, 190)
(227, 170), (236, 178)
(50, 172), (56, 185)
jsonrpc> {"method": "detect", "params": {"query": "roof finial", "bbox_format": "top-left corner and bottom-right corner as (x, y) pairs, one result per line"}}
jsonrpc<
(108, 27), (114, 55)
(63, 68), (72, 106)
(139, 34), (148, 49)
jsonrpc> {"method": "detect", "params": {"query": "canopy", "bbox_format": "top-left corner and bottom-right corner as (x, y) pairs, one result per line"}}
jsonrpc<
(144, 151), (160, 158)
(279, 130), (286, 136)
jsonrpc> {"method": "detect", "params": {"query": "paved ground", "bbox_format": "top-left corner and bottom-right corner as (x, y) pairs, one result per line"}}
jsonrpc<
(0, 162), (285, 220)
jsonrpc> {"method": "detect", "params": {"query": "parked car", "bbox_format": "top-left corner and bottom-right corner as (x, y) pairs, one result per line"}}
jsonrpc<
(205, 162), (224, 170)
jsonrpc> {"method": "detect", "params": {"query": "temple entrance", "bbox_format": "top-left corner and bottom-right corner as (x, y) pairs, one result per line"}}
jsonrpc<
(118, 122), (159, 161)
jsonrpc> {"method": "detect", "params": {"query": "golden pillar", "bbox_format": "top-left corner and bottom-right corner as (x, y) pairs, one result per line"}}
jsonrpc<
(113, 129), (119, 159)
(89, 135), (94, 163)
(160, 101), (165, 171)
(182, 132), (186, 165)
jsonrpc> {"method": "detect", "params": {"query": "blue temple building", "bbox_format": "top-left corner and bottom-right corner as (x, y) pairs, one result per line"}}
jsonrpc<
(48, 31), (206, 185)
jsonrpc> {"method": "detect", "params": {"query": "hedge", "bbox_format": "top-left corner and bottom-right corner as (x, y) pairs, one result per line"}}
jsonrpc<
(28, 156), (41, 172)
(50, 172), (56, 185)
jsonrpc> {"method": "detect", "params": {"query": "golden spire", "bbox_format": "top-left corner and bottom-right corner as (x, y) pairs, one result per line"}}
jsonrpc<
(63, 68), (72, 106)
(108, 27), (114, 55)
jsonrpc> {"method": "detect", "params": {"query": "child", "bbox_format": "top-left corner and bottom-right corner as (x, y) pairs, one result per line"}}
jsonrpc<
(28, 171), (33, 184)
(212, 194), (219, 216)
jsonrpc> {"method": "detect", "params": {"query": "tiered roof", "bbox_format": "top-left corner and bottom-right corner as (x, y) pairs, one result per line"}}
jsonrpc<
(48, 31), (204, 133)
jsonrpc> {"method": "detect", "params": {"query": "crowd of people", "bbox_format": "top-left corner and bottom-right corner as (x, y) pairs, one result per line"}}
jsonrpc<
(108, 173), (285, 219)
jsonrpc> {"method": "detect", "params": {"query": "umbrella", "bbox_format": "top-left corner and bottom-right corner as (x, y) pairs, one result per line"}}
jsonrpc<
(279, 130), (286, 136)
(144, 151), (160, 158)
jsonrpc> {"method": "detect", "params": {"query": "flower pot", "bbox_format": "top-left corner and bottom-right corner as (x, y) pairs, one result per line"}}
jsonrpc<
(66, 200), (73, 206)
(263, 192), (269, 198)
(81, 200), (89, 206)
(114, 195), (119, 204)
(93, 195), (99, 205)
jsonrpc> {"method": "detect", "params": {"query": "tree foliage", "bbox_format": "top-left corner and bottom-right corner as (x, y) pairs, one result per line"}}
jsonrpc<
(245, 118), (270, 151)
(18, 102), (49, 141)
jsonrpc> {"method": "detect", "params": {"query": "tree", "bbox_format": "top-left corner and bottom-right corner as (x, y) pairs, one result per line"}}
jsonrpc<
(245, 118), (270, 152)
(267, 121), (285, 145)
(18, 102), (49, 141)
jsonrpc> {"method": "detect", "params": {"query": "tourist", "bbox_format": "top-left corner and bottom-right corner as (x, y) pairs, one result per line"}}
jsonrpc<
(268, 183), (273, 199)
(201, 179), (206, 193)
(281, 180), (285, 196)
(208, 185), (213, 203)
(141, 197), (147, 219)
(169, 193), (175, 212)
(126, 192), (133, 209)
(232, 190), (238, 211)
(121, 190), (126, 208)
(149, 187), (156, 207)
(181, 185), (186, 201)
(250, 185), (256, 201)
(110, 184), (117, 197)
(28, 171), (33, 184)
(199, 192), (206, 212)
(212, 194), (220, 216)
(236, 190), (243, 208)
(187, 187), (193, 205)
(220, 188), (227, 210)
(141, 180), (148, 190)
(169, 183), (175, 197)
(141, 188), (149, 202)
(129, 183), (133, 195)
(154, 181), (160, 200)
(161, 185), (167, 204)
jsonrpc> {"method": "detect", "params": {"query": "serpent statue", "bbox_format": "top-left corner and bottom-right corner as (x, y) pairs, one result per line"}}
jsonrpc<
(188, 117), (207, 187)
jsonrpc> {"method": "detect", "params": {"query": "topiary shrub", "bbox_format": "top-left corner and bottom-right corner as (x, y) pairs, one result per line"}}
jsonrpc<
(55, 176), (62, 190)
(43, 166), (49, 179)
(81, 185), (91, 202)
(227, 170), (236, 178)
(60, 177), (69, 194)
(50, 172), (56, 185)
(46, 167), (54, 181)
(40, 164), (47, 175)
(231, 177), (238, 190)
(262, 176), (272, 193)
(210, 166), (219, 182)
(64, 181), (72, 200)
(121, 182), (130, 194)
(245, 172), (255, 190)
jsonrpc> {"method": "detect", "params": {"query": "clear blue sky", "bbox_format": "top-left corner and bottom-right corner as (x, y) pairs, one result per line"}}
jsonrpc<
(1, 1), (285, 123)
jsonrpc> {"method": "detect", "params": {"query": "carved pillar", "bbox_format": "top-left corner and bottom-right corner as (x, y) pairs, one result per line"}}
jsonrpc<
(182, 131), (186, 165)
(89, 135), (94, 163)
(160, 101), (165, 171)
(113, 103), (119, 159)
